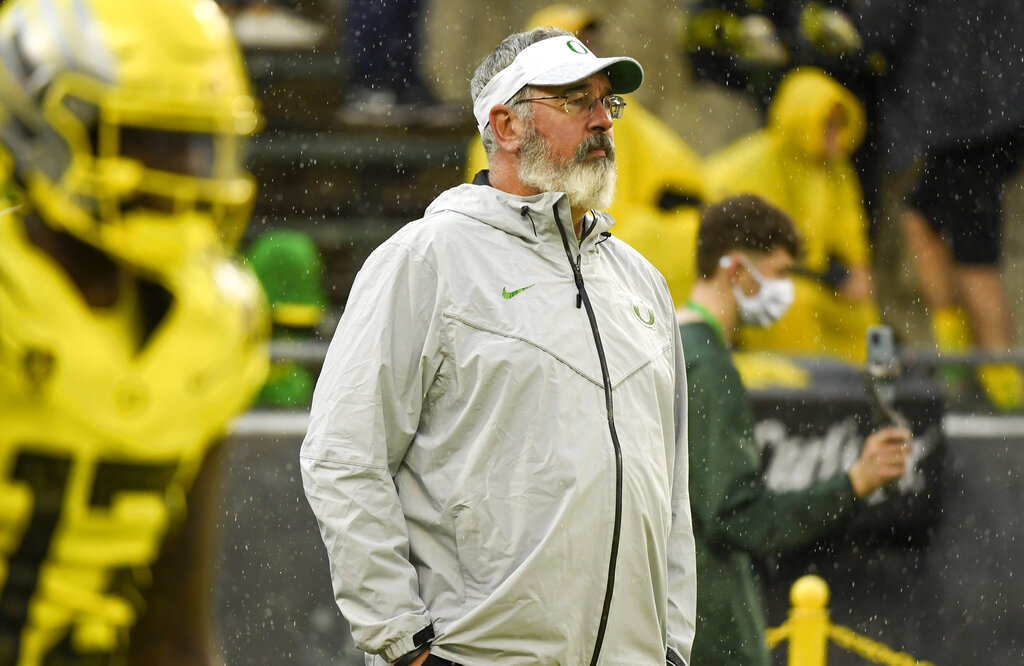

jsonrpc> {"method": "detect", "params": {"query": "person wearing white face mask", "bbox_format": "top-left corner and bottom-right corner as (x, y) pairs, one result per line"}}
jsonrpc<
(676, 195), (912, 666)
(726, 253), (796, 328)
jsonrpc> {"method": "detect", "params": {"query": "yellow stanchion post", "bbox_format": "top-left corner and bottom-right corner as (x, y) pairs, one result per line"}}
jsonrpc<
(768, 575), (936, 665)
(787, 575), (830, 666)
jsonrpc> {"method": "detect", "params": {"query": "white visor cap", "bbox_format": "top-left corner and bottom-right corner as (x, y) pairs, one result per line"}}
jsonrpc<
(473, 35), (644, 134)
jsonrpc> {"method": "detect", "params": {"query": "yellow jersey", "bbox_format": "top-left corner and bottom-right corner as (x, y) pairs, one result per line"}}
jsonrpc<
(0, 211), (269, 665)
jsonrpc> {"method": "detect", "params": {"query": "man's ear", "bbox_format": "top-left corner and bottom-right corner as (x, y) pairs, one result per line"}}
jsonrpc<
(719, 254), (741, 283)
(489, 105), (524, 152)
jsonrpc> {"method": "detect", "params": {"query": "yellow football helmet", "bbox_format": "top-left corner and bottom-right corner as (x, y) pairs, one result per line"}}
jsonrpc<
(0, 0), (261, 271)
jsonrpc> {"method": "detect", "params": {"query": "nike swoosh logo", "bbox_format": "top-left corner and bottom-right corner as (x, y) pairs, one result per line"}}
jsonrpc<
(502, 284), (535, 299)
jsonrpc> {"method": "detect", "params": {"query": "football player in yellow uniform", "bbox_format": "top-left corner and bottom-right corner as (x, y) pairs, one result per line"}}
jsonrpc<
(0, 0), (270, 664)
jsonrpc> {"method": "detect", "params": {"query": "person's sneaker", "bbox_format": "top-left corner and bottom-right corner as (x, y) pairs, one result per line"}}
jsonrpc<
(397, 84), (467, 128)
(337, 85), (467, 128)
(232, 4), (325, 50)
(931, 305), (972, 383)
(977, 362), (1024, 412)
(336, 86), (413, 127)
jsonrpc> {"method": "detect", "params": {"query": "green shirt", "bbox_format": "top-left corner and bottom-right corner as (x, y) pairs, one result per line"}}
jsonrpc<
(681, 321), (858, 666)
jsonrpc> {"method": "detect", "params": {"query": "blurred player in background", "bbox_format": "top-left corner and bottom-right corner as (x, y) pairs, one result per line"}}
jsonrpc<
(245, 228), (327, 409)
(0, 0), (269, 664)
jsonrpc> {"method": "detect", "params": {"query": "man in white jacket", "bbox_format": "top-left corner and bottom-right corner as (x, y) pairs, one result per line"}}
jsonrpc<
(301, 27), (696, 666)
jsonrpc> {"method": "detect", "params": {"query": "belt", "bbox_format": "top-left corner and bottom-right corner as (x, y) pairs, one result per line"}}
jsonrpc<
(423, 655), (460, 666)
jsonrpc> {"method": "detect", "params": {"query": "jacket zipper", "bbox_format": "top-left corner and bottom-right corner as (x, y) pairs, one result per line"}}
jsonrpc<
(552, 206), (623, 666)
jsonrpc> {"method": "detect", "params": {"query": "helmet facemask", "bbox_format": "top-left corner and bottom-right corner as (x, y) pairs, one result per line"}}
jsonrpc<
(0, 0), (261, 274)
(17, 72), (259, 272)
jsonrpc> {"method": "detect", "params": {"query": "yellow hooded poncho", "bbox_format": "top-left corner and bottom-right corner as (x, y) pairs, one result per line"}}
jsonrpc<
(706, 67), (879, 363)
(708, 67), (876, 362)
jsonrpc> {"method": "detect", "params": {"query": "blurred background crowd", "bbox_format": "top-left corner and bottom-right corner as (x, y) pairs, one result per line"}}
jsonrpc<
(218, 0), (1024, 414)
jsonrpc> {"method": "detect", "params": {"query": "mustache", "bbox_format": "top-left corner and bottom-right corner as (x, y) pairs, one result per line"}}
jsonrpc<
(573, 133), (615, 164)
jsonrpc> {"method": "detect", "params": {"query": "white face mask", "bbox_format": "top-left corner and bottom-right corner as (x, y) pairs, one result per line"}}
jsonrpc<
(723, 255), (795, 327)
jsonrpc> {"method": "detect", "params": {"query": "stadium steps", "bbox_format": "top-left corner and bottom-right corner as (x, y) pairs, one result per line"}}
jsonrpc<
(243, 48), (475, 307)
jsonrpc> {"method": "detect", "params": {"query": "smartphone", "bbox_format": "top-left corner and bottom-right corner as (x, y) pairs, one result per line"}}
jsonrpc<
(864, 325), (907, 428)
(866, 325), (897, 371)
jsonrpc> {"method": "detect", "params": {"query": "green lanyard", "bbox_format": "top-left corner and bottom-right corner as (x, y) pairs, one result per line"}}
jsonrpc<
(685, 299), (727, 347)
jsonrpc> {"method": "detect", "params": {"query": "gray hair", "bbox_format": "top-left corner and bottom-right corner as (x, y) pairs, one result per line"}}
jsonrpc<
(470, 27), (572, 158)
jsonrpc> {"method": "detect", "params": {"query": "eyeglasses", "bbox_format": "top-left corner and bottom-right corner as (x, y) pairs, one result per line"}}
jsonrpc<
(514, 90), (627, 119)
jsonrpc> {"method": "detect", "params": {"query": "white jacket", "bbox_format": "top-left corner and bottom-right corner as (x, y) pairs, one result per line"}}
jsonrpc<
(301, 180), (696, 666)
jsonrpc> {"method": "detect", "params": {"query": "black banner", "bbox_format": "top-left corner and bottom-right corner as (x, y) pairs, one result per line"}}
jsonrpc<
(747, 360), (1021, 664)
(750, 359), (945, 549)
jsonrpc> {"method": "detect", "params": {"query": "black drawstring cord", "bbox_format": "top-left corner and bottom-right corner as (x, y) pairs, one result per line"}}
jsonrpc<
(553, 206), (585, 310)
(520, 205), (537, 236)
(575, 256), (583, 309)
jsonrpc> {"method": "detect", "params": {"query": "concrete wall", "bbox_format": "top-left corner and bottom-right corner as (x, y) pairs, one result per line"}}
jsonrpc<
(215, 408), (1024, 665)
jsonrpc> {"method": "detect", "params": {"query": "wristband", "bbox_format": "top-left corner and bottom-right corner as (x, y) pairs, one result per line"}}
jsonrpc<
(391, 624), (435, 666)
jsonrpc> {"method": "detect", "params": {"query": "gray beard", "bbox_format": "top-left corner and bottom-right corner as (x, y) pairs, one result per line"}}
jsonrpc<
(517, 128), (617, 213)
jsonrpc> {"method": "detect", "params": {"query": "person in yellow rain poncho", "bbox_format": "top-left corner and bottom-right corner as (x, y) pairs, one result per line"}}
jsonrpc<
(706, 66), (879, 364)
(465, 5), (706, 305)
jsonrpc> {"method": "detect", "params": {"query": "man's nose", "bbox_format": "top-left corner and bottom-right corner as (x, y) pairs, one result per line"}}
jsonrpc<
(587, 98), (614, 131)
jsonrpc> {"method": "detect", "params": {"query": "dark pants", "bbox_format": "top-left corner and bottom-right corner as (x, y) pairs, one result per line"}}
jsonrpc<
(910, 130), (1024, 266)
(343, 0), (425, 93)
(423, 655), (459, 666)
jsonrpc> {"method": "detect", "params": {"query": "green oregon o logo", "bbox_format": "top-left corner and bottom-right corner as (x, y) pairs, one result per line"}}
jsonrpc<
(566, 39), (590, 55)
(630, 296), (656, 328)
